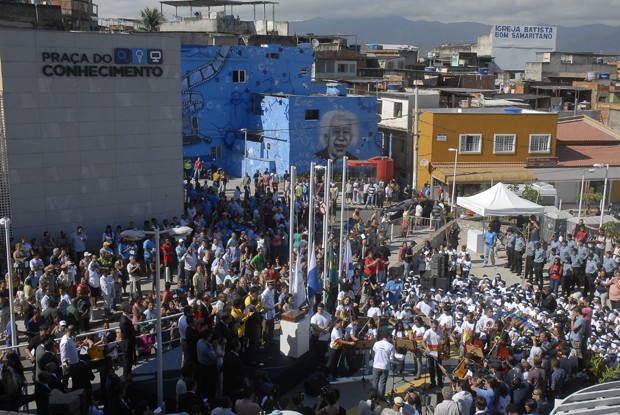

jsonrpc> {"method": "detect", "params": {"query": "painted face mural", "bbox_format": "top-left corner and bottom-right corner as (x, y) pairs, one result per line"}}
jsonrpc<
(316, 111), (359, 161)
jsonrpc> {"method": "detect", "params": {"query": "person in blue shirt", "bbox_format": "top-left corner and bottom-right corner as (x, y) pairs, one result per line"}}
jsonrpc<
(561, 257), (573, 295)
(470, 377), (496, 414)
(532, 242), (546, 290)
(384, 274), (402, 306)
(483, 225), (498, 267)
(584, 254), (598, 298)
(176, 239), (188, 281)
(143, 236), (156, 279)
(513, 233), (525, 276)
(558, 240), (571, 262)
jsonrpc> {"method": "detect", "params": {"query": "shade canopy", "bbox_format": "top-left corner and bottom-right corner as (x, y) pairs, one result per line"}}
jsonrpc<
(432, 166), (536, 185)
(457, 182), (544, 216)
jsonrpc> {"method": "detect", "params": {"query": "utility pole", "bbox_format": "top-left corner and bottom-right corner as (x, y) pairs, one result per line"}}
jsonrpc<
(412, 87), (419, 191)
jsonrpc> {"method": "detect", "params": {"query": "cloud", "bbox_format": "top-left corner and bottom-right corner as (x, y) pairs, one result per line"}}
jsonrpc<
(100, 0), (620, 27)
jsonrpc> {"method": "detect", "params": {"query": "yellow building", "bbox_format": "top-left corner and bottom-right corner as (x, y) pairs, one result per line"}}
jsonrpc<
(417, 108), (558, 197)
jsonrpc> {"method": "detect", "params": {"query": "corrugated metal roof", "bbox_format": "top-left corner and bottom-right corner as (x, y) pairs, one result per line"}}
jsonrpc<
(555, 144), (620, 166)
(551, 380), (620, 415)
(557, 116), (620, 143)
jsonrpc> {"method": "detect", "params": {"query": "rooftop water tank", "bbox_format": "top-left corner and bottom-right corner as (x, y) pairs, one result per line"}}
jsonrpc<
(586, 71), (598, 81)
(504, 106), (523, 114)
(478, 67), (489, 75)
(600, 72), (610, 79)
(424, 66), (436, 73)
(325, 83), (347, 96)
(386, 84), (401, 91)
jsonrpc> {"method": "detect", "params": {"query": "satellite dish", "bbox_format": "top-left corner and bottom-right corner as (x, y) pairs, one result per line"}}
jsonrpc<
(311, 39), (319, 47)
(420, 158), (429, 167)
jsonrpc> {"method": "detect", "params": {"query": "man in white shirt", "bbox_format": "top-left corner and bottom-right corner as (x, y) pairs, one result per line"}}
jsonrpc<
(310, 303), (332, 367)
(60, 325), (79, 376)
(415, 295), (435, 317)
(326, 319), (355, 379)
(372, 330), (395, 399)
(423, 320), (444, 388)
(261, 279), (277, 346)
(452, 379), (474, 415)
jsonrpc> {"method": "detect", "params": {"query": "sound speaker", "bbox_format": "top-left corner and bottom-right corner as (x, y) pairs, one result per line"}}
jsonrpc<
(420, 271), (451, 292)
(431, 253), (449, 278)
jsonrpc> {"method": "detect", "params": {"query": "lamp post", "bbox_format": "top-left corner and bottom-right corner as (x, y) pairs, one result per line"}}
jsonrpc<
(593, 163), (609, 227)
(121, 226), (192, 412)
(0, 218), (17, 348)
(241, 128), (248, 177)
(578, 168), (595, 220)
(448, 148), (458, 213)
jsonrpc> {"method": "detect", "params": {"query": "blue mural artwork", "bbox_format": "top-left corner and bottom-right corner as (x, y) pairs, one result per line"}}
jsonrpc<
(181, 44), (380, 176)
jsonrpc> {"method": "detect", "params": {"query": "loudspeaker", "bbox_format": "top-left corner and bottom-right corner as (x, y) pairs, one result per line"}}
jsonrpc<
(421, 271), (452, 292)
(431, 253), (449, 278)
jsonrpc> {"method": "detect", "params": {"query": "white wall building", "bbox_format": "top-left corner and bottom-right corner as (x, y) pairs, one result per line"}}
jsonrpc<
(0, 29), (183, 243)
(477, 25), (557, 72)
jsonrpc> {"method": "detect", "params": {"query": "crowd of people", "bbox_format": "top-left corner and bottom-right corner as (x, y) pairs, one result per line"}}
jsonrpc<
(1, 161), (619, 415)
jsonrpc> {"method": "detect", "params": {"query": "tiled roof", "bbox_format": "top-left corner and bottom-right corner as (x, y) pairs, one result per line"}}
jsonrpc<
(555, 144), (620, 167)
(557, 116), (620, 143)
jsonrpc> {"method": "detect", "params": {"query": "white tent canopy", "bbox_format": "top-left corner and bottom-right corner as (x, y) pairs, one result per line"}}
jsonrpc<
(457, 182), (544, 216)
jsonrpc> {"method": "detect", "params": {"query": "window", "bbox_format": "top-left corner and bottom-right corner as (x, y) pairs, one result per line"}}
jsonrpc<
(393, 102), (402, 118)
(376, 99), (382, 115)
(266, 53), (280, 59)
(305, 109), (319, 120)
(211, 146), (222, 160)
(301, 67), (308, 76)
(337, 63), (347, 73)
(493, 134), (516, 154)
(529, 134), (551, 154)
(232, 70), (246, 83)
(459, 134), (482, 154)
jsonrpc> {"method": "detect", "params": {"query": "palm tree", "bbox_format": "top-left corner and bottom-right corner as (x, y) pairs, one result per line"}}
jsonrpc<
(140, 7), (165, 32)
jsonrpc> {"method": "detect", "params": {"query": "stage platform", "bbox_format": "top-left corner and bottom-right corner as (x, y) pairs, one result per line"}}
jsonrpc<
(128, 336), (315, 409)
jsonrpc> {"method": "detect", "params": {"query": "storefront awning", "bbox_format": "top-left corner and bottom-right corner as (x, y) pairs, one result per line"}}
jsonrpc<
(432, 166), (536, 185)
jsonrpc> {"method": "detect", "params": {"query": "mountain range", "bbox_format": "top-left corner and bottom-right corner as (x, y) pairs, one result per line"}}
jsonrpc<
(289, 17), (620, 54)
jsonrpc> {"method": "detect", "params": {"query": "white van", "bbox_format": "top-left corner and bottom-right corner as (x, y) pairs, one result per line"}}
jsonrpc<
(511, 182), (559, 207)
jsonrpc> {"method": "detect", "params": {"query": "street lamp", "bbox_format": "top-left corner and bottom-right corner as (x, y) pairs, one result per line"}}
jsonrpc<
(578, 168), (595, 220)
(241, 128), (248, 177)
(0, 218), (17, 348)
(593, 163), (610, 227)
(121, 225), (192, 412)
(448, 148), (458, 213)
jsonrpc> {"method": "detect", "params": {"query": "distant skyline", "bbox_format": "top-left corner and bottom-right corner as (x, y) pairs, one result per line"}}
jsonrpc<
(102, 0), (620, 27)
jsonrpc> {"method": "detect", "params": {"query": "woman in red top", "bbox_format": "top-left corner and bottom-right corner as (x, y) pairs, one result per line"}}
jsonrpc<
(548, 257), (563, 294)
(364, 251), (378, 277)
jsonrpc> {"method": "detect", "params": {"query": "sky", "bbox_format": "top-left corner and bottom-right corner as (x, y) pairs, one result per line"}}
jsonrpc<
(101, 0), (620, 27)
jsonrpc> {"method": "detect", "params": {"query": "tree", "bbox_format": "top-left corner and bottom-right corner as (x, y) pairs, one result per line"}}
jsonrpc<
(139, 7), (165, 32)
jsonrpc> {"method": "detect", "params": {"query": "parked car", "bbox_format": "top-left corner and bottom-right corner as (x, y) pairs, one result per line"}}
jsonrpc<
(386, 198), (435, 221)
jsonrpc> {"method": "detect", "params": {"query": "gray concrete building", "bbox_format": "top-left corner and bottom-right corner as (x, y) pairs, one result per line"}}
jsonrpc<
(0, 29), (183, 245)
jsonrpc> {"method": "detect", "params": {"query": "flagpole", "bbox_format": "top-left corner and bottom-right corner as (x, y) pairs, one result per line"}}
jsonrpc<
(337, 156), (348, 294)
(288, 166), (296, 280)
(308, 162), (316, 264)
(323, 159), (332, 290)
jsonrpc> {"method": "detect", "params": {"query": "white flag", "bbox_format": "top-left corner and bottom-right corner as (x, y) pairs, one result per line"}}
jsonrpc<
(291, 253), (306, 308)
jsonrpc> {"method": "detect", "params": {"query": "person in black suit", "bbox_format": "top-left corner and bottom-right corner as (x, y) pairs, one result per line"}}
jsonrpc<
(185, 315), (200, 366)
(119, 303), (136, 379)
(223, 339), (246, 399)
(35, 372), (52, 415)
(178, 377), (209, 415)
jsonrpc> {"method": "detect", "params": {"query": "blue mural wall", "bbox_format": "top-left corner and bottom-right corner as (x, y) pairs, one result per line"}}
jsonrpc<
(181, 44), (380, 176)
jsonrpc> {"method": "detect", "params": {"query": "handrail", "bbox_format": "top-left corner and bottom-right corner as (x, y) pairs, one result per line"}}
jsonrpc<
(0, 312), (184, 354)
